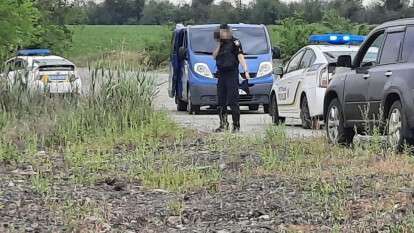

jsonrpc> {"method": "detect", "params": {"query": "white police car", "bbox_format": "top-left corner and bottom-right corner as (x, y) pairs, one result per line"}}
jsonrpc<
(270, 34), (375, 128)
(3, 49), (81, 94)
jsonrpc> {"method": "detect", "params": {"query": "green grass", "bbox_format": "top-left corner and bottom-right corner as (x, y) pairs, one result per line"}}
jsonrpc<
(66, 25), (171, 65)
(66, 25), (282, 67)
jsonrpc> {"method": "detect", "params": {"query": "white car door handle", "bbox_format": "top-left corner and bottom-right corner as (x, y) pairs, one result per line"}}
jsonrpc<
(385, 71), (393, 77)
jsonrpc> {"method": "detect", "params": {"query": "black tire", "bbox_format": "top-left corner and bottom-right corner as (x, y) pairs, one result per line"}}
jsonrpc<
(176, 95), (187, 111)
(270, 94), (285, 125)
(325, 98), (354, 145)
(249, 105), (259, 111)
(300, 96), (312, 129)
(387, 100), (408, 151)
(263, 104), (270, 114)
(187, 89), (200, 115)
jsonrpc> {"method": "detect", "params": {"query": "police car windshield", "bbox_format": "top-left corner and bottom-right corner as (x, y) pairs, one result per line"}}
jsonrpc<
(324, 51), (358, 62)
(189, 27), (269, 55)
(324, 51), (378, 63)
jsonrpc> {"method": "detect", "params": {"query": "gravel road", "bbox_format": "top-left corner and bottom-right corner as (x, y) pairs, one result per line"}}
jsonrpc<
(78, 69), (322, 138)
(154, 73), (323, 138)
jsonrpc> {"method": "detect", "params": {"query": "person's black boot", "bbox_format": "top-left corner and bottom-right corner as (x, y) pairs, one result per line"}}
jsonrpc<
(215, 107), (229, 132)
(232, 121), (240, 133)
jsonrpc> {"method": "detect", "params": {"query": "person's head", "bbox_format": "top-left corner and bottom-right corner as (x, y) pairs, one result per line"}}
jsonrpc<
(219, 24), (232, 40)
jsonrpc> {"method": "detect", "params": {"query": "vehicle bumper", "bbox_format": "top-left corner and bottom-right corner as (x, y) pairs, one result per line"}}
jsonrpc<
(190, 80), (272, 106)
(308, 87), (326, 118)
(33, 79), (82, 94)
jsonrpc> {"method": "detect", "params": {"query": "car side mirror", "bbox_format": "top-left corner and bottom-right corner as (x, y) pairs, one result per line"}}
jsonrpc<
(272, 46), (281, 60)
(178, 47), (187, 60)
(337, 55), (352, 68)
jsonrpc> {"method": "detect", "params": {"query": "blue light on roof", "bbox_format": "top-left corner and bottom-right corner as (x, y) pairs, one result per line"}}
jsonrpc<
(16, 49), (51, 56)
(309, 34), (366, 45)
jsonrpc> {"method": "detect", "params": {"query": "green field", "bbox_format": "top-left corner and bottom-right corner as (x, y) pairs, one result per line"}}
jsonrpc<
(66, 25), (282, 66)
(66, 25), (170, 65)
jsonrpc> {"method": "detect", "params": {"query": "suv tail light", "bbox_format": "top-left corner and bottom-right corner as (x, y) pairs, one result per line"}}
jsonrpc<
(319, 66), (330, 88)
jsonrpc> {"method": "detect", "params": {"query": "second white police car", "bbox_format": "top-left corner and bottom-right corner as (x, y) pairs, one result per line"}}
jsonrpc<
(3, 49), (81, 95)
(269, 34), (377, 129)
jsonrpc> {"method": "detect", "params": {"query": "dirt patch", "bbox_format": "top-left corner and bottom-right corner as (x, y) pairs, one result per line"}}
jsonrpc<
(2, 134), (414, 232)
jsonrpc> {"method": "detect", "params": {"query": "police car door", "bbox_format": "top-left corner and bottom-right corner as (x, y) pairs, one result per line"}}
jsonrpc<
(277, 50), (305, 109)
(5, 58), (26, 86)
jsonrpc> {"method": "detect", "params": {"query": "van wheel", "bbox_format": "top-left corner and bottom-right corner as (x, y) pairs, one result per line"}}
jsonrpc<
(249, 105), (259, 111)
(270, 94), (284, 125)
(325, 98), (354, 145)
(387, 100), (407, 151)
(187, 89), (200, 115)
(176, 96), (187, 111)
(263, 104), (270, 114)
(300, 96), (312, 129)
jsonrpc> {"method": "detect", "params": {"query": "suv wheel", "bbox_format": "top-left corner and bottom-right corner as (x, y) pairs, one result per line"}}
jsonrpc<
(270, 94), (285, 125)
(387, 100), (405, 151)
(176, 96), (187, 111)
(300, 96), (312, 129)
(187, 89), (200, 115)
(326, 98), (354, 145)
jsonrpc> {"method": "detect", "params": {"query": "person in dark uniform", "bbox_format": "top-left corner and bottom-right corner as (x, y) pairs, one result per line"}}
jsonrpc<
(213, 24), (250, 133)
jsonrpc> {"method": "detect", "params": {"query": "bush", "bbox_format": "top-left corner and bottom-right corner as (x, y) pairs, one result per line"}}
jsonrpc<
(0, 63), (159, 147)
(142, 33), (171, 69)
(272, 11), (373, 61)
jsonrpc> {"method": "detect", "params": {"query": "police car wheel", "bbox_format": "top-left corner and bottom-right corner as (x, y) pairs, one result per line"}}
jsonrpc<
(271, 94), (284, 125)
(300, 96), (312, 129)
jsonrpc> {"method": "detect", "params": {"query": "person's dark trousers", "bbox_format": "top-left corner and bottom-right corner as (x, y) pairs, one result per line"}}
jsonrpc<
(217, 69), (240, 131)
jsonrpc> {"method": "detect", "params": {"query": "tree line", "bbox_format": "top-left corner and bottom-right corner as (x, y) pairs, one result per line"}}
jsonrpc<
(0, 0), (72, 60)
(64, 0), (414, 25)
(1, 0), (413, 64)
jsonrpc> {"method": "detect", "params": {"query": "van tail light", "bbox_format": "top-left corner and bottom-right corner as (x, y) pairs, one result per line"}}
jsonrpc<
(319, 66), (329, 88)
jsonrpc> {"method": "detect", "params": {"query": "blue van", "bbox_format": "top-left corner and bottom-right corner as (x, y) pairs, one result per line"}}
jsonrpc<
(169, 24), (280, 114)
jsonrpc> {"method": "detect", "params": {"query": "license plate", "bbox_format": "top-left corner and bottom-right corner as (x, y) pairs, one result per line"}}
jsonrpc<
(239, 89), (247, 95)
(48, 83), (72, 93)
(49, 75), (67, 81)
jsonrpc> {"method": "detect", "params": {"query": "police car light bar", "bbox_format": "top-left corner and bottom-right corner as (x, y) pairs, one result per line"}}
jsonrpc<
(16, 49), (51, 56)
(309, 34), (366, 45)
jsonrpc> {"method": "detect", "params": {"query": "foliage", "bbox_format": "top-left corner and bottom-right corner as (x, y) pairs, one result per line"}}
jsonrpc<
(247, 0), (290, 25)
(0, 0), (40, 60)
(76, 0), (414, 26)
(142, 33), (172, 68)
(66, 25), (170, 65)
(272, 16), (325, 60)
(273, 11), (372, 61)
(140, 0), (175, 25)
(86, 0), (145, 25)
(0, 0), (73, 63)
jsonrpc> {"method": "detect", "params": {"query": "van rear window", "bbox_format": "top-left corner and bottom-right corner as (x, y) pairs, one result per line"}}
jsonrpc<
(189, 27), (269, 55)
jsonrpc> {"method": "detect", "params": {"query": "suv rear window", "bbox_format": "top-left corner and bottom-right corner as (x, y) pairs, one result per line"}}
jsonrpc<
(402, 26), (414, 62)
(380, 31), (404, 64)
